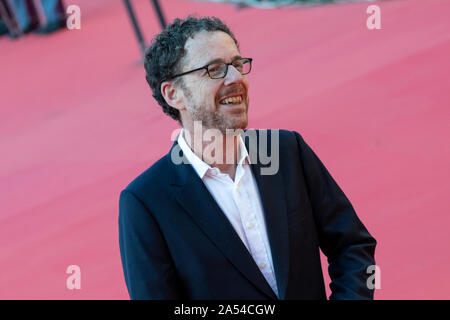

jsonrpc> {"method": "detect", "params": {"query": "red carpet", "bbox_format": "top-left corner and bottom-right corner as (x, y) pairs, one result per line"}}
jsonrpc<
(1, 0), (449, 299)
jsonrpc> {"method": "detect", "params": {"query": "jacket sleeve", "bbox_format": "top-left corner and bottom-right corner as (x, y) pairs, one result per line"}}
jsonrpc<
(118, 189), (182, 299)
(293, 131), (377, 300)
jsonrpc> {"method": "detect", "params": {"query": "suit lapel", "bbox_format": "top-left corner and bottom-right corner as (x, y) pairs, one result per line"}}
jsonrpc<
(246, 130), (290, 300)
(168, 141), (277, 299)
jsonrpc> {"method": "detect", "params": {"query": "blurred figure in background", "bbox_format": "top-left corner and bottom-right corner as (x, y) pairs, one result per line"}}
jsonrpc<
(0, 0), (65, 38)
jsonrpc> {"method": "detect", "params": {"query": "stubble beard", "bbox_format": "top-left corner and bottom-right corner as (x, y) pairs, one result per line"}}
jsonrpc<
(190, 97), (249, 135)
(181, 80), (249, 134)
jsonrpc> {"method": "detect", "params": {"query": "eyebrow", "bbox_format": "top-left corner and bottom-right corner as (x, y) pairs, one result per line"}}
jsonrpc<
(203, 55), (242, 66)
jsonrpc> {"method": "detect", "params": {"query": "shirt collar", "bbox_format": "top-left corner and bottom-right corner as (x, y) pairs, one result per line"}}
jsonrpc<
(177, 128), (250, 179)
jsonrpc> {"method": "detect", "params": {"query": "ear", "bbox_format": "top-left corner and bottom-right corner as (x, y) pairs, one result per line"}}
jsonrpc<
(160, 81), (186, 112)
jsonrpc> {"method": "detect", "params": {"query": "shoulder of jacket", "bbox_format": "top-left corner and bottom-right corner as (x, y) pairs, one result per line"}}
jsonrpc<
(122, 153), (172, 195)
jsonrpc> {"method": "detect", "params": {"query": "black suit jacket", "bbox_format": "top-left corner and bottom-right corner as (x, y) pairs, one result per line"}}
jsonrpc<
(118, 130), (376, 299)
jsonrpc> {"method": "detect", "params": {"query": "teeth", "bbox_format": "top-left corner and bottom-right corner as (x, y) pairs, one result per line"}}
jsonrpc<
(221, 96), (242, 104)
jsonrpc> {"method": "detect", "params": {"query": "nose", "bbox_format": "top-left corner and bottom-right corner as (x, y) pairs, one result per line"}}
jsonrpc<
(223, 64), (243, 85)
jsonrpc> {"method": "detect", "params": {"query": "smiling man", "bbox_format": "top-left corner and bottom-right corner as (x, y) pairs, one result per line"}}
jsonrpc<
(118, 16), (377, 300)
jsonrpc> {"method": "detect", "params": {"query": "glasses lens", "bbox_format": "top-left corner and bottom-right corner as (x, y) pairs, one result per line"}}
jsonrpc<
(208, 63), (227, 79)
(208, 59), (252, 79)
(239, 59), (251, 75)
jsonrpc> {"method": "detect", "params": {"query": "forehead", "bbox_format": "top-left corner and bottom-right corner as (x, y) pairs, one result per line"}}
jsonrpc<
(182, 30), (239, 68)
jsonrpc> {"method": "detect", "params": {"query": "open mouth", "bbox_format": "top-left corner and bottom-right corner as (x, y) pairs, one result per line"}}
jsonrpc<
(218, 94), (243, 105)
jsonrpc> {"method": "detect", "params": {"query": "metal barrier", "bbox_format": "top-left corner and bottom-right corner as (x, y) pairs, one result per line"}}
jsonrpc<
(123, 0), (167, 56)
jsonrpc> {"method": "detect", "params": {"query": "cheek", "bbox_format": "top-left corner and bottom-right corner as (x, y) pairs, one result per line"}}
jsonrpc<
(243, 78), (250, 92)
(205, 84), (221, 105)
(191, 85), (218, 110)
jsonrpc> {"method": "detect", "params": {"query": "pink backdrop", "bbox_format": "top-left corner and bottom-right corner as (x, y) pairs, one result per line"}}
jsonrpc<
(1, 0), (449, 299)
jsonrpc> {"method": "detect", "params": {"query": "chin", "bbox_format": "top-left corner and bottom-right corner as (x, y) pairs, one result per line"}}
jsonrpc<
(217, 119), (246, 134)
(230, 115), (248, 131)
(214, 108), (248, 133)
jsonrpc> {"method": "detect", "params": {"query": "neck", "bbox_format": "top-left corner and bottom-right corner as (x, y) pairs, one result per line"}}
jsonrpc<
(183, 126), (242, 180)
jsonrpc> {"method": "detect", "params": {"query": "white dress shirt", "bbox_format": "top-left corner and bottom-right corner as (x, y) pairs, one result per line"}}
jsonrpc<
(177, 129), (279, 297)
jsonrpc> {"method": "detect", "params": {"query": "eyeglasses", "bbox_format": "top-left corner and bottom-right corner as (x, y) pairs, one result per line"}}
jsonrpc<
(167, 57), (252, 81)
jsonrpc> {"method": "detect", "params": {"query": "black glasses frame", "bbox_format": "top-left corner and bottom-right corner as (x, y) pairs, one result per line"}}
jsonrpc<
(166, 57), (253, 82)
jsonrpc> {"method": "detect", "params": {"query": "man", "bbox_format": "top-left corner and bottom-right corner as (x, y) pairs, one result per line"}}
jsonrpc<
(119, 16), (376, 300)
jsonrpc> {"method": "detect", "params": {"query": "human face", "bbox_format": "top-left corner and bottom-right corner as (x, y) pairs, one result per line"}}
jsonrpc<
(178, 31), (250, 134)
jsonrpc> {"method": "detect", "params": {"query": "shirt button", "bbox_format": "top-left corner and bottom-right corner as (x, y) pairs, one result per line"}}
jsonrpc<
(258, 263), (266, 270)
(247, 222), (255, 230)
